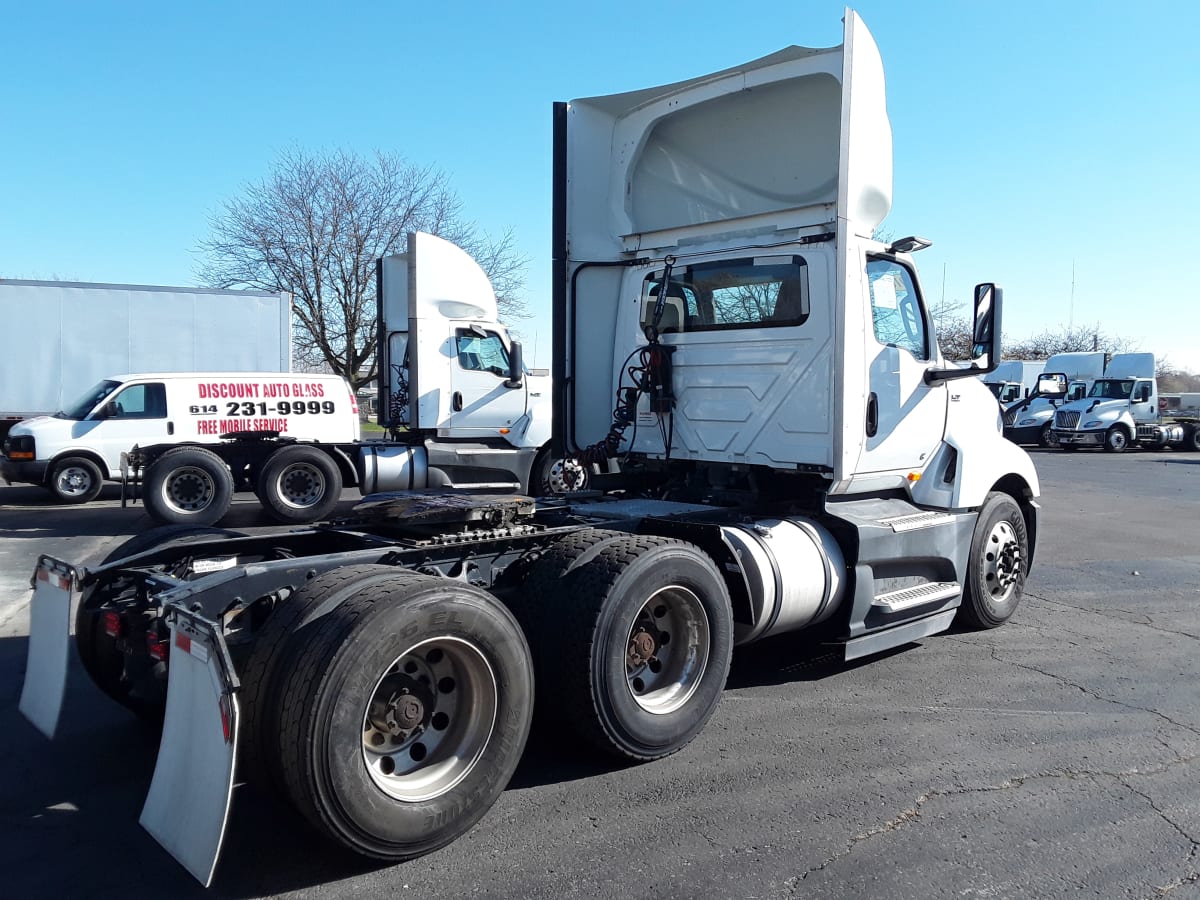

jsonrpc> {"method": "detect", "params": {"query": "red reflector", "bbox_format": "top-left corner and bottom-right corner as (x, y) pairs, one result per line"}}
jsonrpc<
(174, 631), (192, 655)
(146, 632), (168, 661)
(219, 696), (233, 744)
(102, 611), (123, 638)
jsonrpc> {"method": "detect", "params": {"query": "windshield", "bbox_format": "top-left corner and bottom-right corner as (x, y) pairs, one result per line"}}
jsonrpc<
(59, 379), (122, 419)
(1087, 379), (1134, 400)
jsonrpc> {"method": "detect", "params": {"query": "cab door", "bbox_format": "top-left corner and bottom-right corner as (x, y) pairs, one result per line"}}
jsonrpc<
(854, 257), (947, 475)
(447, 327), (527, 436)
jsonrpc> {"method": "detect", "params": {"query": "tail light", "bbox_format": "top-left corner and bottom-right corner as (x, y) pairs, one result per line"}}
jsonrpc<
(102, 611), (125, 639)
(146, 623), (169, 661)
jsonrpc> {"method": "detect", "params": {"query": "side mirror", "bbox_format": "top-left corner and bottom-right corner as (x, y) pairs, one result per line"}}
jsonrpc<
(923, 282), (1004, 386)
(970, 283), (1002, 369)
(504, 341), (525, 389)
(1036, 373), (1068, 398)
(100, 402), (118, 419)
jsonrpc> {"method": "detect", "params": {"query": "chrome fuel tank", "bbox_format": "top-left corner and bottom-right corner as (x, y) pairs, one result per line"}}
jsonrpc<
(722, 518), (846, 645)
(357, 444), (429, 494)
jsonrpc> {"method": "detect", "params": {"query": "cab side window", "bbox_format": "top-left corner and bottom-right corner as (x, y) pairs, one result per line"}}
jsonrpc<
(866, 258), (928, 360)
(108, 383), (167, 419)
(455, 331), (510, 377)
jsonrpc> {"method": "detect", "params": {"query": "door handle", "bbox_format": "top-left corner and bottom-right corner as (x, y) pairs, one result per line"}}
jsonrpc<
(452, 392), (463, 412)
(866, 392), (878, 437)
(167, 421), (174, 436)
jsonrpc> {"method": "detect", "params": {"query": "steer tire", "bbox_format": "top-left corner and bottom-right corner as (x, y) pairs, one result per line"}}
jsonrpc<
(1103, 426), (1130, 454)
(143, 446), (234, 526)
(272, 572), (533, 860)
(528, 534), (734, 761)
(74, 525), (246, 717)
(956, 492), (1029, 630)
(256, 445), (343, 524)
(48, 456), (104, 504)
(238, 564), (403, 793)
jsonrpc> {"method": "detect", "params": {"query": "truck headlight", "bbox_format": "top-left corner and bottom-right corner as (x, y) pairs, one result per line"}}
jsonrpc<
(1084, 420), (1103, 428)
(3, 434), (35, 459)
(1017, 418), (1037, 426)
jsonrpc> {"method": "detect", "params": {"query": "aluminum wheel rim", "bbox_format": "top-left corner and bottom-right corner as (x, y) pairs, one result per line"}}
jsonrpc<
(361, 636), (497, 802)
(1109, 430), (1127, 451)
(56, 465), (95, 498)
(982, 520), (1022, 603)
(625, 586), (710, 715)
(274, 463), (326, 509)
(163, 466), (215, 512)
(546, 457), (587, 493)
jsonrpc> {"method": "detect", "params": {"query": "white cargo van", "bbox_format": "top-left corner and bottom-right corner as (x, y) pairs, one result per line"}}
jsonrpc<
(1, 372), (360, 502)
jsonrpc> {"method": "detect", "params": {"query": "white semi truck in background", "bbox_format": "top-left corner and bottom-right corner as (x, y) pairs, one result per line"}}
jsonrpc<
(0, 280), (292, 442)
(984, 359), (1045, 404)
(1002, 351), (1106, 446)
(1050, 352), (1200, 451)
(19, 11), (1041, 888)
(2, 242), (572, 519)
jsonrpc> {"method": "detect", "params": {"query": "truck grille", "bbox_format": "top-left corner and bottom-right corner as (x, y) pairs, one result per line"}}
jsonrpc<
(1055, 410), (1080, 430)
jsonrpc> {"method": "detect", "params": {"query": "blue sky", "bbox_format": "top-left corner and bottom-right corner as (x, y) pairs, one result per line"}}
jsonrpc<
(2, 1), (1197, 371)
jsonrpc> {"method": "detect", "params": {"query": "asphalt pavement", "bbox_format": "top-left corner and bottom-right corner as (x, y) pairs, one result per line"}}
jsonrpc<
(1, 450), (1198, 899)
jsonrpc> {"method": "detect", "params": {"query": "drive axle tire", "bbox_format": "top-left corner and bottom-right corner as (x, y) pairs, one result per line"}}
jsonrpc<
(48, 456), (104, 504)
(956, 492), (1029, 630)
(1103, 426), (1130, 453)
(237, 564), (405, 793)
(273, 573), (533, 860)
(75, 525), (246, 717)
(143, 446), (234, 526)
(529, 534), (734, 761)
(257, 445), (343, 524)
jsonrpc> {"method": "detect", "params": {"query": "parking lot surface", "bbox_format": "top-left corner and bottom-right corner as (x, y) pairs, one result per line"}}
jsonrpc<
(2, 451), (1198, 899)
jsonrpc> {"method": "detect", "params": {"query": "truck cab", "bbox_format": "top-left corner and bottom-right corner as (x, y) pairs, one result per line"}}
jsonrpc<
(1051, 352), (1160, 451)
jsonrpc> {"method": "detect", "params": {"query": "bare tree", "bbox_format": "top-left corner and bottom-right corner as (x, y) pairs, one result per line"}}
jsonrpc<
(928, 297), (975, 362)
(1005, 323), (1139, 361)
(198, 148), (528, 390)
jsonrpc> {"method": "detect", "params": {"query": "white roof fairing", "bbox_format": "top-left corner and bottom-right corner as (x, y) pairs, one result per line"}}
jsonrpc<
(565, 10), (893, 258)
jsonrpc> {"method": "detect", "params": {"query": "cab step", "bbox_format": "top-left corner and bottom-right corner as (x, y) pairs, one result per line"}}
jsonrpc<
(872, 581), (961, 614)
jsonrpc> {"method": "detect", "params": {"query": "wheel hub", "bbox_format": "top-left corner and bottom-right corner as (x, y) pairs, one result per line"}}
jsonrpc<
(983, 521), (1022, 600)
(367, 675), (430, 737)
(627, 627), (658, 668)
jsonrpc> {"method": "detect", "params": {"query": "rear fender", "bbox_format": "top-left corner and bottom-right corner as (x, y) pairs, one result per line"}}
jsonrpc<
(18, 557), (77, 738)
(139, 605), (240, 887)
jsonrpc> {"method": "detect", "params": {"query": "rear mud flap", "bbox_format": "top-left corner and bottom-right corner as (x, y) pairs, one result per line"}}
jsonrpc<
(18, 559), (75, 739)
(140, 607), (240, 888)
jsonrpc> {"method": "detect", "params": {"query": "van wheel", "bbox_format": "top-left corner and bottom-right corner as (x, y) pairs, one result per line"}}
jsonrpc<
(256, 446), (343, 523)
(1103, 426), (1130, 453)
(143, 446), (234, 526)
(48, 456), (104, 503)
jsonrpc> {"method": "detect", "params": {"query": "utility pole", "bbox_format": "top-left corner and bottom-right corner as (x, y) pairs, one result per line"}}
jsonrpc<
(1069, 260), (1075, 331)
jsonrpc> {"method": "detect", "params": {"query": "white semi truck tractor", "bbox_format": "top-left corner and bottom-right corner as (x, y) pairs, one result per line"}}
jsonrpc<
(18, 11), (1040, 887)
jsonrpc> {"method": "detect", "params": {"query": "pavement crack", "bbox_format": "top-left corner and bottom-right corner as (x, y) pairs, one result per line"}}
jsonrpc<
(975, 642), (1200, 739)
(1119, 779), (1200, 897)
(1029, 593), (1200, 642)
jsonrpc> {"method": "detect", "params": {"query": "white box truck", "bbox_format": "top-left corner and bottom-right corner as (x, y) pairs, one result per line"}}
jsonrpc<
(984, 359), (1045, 404)
(0, 280), (291, 441)
(19, 11), (1042, 887)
